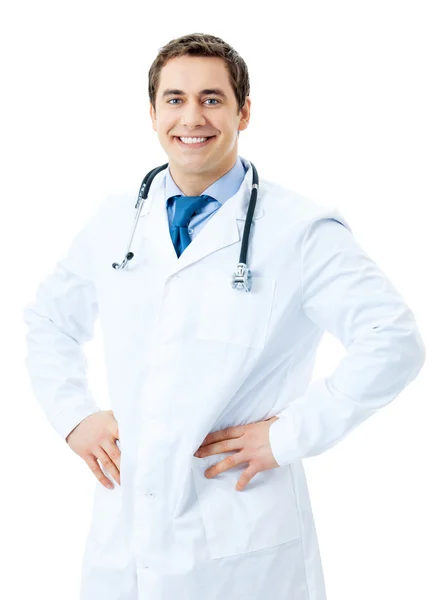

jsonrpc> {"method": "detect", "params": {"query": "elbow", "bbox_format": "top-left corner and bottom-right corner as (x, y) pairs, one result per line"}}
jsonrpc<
(349, 324), (427, 410)
(408, 326), (426, 381)
(376, 304), (426, 384)
(384, 324), (426, 392)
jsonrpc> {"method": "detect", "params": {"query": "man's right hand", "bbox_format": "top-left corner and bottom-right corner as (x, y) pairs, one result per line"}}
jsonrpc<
(66, 409), (121, 488)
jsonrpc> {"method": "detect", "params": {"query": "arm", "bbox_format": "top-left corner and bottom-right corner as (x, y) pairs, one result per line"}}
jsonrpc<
(268, 214), (426, 466)
(22, 205), (104, 442)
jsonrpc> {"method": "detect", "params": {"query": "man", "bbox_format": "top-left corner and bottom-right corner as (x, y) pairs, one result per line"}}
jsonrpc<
(23, 32), (426, 600)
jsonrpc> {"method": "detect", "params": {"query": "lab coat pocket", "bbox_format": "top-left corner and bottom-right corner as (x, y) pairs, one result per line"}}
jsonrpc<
(196, 275), (276, 349)
(191, 453), (301, 560)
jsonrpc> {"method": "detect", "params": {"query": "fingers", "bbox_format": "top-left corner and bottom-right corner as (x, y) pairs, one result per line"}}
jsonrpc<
(195, 436), (243, 457)
(95, 446), (121, 486)
(204, 451), (248, 479)
(236, 464), (258, 491)
(199, 425), (246, 448)
(84, 455), (114, 489)
(101, 439), (121, 485)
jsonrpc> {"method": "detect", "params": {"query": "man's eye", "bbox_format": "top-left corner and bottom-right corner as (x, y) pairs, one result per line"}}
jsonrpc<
(167, 98), (220, 105)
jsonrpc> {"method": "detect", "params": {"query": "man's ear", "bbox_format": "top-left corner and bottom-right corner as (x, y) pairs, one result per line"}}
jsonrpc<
(238, 97), (251, 133)
(149, 103), (157, 132)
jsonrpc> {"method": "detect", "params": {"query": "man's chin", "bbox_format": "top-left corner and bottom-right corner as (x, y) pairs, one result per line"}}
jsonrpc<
(170, 155), (213, 172)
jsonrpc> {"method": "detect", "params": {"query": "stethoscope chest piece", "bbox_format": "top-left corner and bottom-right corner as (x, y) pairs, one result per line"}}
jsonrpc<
(231, 262), (252, 292)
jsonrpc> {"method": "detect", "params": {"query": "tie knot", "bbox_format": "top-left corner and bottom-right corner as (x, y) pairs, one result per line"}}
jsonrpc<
(171, 194), (214, 228)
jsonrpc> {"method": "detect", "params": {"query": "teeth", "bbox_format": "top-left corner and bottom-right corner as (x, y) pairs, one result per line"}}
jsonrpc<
(179, 137), (210, 144)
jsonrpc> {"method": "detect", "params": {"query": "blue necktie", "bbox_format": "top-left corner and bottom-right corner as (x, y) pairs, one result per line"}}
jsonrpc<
(169, 194), (214, 257)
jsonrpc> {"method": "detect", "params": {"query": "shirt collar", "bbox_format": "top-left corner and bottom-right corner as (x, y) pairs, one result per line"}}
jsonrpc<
(165, 155), (247, 206)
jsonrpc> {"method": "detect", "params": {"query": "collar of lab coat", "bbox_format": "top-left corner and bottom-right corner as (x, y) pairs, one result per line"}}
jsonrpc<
(138, 156), (265, 275)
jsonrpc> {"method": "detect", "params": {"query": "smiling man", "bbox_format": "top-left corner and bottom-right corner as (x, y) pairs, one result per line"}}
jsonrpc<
(150, 54), (250, 197)
(23, 32), (426, 600)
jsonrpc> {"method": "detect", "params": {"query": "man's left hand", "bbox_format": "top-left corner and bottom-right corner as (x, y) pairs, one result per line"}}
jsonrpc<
(193, 416), (280, 491)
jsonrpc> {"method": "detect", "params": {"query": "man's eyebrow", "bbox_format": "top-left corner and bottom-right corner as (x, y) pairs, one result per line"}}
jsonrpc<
(161, 88), (228, 99)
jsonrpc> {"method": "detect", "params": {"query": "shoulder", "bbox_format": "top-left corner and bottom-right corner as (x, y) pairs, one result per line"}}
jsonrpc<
(90, 189), (139, 231)
(96, 190), (138, 217)
(259, 176), (353, 234)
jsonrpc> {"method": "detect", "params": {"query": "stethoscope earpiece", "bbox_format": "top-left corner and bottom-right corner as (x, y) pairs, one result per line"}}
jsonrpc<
(112, 252), (134, 270)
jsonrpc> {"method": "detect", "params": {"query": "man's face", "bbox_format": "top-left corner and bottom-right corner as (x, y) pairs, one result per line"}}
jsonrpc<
(149, 55), (250, 179)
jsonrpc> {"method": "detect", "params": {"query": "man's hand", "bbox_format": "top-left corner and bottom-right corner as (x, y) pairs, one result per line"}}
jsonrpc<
(193, 416), (280, 491)
(66, 409), (121, 489)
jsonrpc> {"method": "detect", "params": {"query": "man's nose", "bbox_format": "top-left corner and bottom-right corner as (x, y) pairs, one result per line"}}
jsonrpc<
(179, 102), (207, 128)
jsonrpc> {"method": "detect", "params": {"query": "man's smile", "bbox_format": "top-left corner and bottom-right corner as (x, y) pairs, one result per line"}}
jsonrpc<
(174, 135), (216, 149)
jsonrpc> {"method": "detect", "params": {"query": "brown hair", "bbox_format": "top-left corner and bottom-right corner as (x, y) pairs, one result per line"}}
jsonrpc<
(148, 33), (250, 114)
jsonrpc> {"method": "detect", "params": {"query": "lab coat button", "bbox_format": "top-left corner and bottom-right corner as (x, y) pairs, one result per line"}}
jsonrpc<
(188, 228), (194, 234)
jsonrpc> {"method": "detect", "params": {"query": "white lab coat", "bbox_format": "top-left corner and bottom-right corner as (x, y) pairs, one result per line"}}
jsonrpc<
(23, 157), (426, 600)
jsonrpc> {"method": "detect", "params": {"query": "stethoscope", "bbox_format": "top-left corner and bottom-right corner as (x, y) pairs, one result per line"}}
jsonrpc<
(112, 161), (259, 292)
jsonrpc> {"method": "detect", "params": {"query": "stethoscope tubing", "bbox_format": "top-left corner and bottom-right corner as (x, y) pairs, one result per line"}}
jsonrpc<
(112, 160), (259, 291)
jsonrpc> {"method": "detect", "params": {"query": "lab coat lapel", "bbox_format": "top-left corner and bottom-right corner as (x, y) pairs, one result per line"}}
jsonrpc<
(139, 175), (178, 270)
(140, 164), (264, 276)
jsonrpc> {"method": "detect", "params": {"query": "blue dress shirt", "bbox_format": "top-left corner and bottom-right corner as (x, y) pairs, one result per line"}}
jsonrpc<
(165, 156), (248, 242)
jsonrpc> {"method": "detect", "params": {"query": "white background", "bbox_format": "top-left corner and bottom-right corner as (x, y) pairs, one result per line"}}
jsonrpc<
(2, 1), (443, 598)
